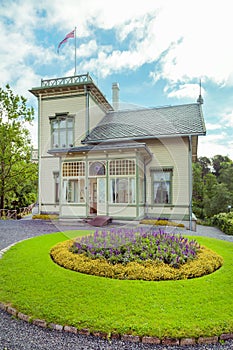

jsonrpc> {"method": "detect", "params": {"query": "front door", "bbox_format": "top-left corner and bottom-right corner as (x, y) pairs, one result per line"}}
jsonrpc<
(89, 179), (97, 214)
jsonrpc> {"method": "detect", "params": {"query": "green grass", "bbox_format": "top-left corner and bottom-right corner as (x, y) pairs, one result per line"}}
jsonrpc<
(0, 230), (232, 339)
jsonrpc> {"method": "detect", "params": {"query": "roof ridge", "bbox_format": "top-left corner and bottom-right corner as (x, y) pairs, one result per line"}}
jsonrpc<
(108, 102), (200, 114)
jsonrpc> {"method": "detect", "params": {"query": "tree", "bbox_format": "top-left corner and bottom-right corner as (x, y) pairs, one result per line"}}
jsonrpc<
(211, 155), (231, 177)
(5, 162), (38, 210)
(218, 161), (233, 193)
(192, 162), (205, 218)
(203, 183), (232, 217)
(0, 85), (35, 210)
(198, 156), (211, 178)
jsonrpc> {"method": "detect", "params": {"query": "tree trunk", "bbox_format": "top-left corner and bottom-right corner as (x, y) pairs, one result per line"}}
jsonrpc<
(0, 193), (4, 210)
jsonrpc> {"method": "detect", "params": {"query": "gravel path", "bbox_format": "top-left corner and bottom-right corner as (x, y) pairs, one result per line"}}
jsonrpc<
(0, 219), (232, 350)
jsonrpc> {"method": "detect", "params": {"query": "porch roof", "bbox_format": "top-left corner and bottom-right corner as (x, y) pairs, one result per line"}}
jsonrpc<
(82, 103), (206, 143)
(48, 141), (153, 162)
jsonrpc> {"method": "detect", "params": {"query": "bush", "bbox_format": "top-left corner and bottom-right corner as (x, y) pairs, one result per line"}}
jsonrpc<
(211, 212), (233, 235)
(32, 214), (58, 220)
(140, 219), (185, 228)
(70, 228), (199, 268)
(50, 234), (223, 281)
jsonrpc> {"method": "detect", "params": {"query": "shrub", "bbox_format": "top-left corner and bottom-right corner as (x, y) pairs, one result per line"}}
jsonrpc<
(32, 214), (58, 220)
(140, 219), (185, 228)
(70, 228), (199, 268)
(211, 212), (233, 235)
(50, 230), (223, 281)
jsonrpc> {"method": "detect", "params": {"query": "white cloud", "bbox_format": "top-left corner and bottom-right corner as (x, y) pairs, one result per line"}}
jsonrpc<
(77, 40), (98, 58)
(1, 0), (233, 152)
(166, 83), (205, 100)
(2, 0), (233, 90)
(198, 133), (233, 160)
(205, 123), (222, 131)
(222, 110), (233, 128)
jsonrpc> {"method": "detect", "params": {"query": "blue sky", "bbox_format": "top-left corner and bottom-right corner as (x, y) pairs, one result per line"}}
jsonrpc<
(1, 0), (233, 160)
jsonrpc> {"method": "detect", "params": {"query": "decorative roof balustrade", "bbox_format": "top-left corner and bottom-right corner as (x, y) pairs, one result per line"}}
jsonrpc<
(30, 73), (113, 112)
(41, 73), (93, 87)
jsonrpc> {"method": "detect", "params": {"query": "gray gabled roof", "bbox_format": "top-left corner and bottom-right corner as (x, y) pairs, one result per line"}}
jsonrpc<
(82, 103), (206, 144)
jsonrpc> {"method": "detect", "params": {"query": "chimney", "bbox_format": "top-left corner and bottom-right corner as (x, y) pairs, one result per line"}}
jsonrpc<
(112, 82), (119, 111)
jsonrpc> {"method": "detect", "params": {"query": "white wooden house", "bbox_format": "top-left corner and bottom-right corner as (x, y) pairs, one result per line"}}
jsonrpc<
(30, 73), (206, 229)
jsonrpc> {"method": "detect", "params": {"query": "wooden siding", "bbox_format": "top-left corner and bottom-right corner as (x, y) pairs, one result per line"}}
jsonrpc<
(40, 157), (59, 205)
(145, 137), (190, 218)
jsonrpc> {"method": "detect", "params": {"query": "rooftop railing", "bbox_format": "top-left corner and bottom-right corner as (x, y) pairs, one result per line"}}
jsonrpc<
(41, 73), (93, 88)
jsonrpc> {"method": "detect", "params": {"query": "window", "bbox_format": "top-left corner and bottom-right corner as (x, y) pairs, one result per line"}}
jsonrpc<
(50, 114), (74, 148)
(62, 162), (85, 177)
(89, 161), (106, 176)
(62, 161), (85, 204)
(110, 178), (135, 204)
(53, 171), (59, 203)
(109, 159), (136, 204)
(63, 179), (85, 203)
(109, 159), (135, 175)
(151, 168), (173, 204)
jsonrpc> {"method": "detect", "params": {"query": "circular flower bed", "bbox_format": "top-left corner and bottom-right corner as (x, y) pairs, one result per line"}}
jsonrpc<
(50, 228), (223, 281)
(70, 228), (199, 267)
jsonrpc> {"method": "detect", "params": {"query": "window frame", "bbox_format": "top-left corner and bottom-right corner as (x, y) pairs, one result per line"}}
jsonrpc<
(150, 167), (173, 205)
(88, 161), (106, 177)
(109, 159), (136, 204)
(53, 171), (59, 204)
(62, 161), (86, 204)
(50, 113), (74, 149)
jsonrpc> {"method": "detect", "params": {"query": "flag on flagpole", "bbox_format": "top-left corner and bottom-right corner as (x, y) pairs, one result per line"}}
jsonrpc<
(57, 29), (75, 53)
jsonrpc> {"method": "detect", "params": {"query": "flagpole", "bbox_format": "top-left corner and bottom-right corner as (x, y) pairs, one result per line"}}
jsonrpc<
(74, 27), (77, 76)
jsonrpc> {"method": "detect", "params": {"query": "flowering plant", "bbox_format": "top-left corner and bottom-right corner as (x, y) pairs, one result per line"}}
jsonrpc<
(70, 228), (200, 268)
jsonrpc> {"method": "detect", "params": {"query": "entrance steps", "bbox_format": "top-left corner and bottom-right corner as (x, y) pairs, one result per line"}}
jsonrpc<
(86, 216), (112, 227)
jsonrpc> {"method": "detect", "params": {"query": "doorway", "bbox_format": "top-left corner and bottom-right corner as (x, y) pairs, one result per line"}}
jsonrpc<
(89, 178), (97, 214)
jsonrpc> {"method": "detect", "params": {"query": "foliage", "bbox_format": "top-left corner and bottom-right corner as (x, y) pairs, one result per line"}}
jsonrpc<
(32, 214), (58, 220)
(69, 228), (199, 268)
(212, 155), (231, 177)
(211, 212), (233, 235)
(193, 155), (233, 219)
(192, 162), (205, 218)
(5, 162), (38, 210)
(0, 84), (35, 210)
(52, 238), (222, 281)
(139, 219), (184, 227)
(0, 232), (231, 339)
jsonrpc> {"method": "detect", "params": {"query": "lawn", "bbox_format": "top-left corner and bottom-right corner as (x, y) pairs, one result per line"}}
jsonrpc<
(0, 230), (232, 339)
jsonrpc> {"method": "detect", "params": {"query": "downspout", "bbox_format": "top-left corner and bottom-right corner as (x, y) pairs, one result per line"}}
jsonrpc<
(84, 86), (89, 218)
(38, 94), (42, 214)
(188, 135), (193, 231)
(85, 85), (90, 137)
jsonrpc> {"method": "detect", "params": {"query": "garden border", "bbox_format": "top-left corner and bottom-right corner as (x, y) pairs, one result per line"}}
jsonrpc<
(0, 240), (233, 347)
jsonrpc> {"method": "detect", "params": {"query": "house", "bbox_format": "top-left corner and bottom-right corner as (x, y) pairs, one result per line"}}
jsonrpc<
(30, 73), (206, 229)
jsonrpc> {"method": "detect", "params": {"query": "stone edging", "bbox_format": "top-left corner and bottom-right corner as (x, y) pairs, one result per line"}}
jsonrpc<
(0, 245), (233, 346)
(1, 302), (233, 346)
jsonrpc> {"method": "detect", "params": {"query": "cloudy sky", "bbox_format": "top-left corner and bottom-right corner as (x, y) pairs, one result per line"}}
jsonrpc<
(1, 0), (233, 160)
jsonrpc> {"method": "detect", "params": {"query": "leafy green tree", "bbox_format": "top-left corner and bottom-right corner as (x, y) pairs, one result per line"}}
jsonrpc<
(212, 155), (231, 177)
(218, 162), (233, 193)
(204, 183), (232, 217)
(198, 156), (211, 178)
(192, 162), (205, 218)
(5, 162), (38, 210)
(0, 84), (35, 210)
(193, 155), (233, 220)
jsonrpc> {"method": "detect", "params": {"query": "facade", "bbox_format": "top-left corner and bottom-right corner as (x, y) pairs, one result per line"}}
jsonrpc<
(30, 73), (206, 229)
